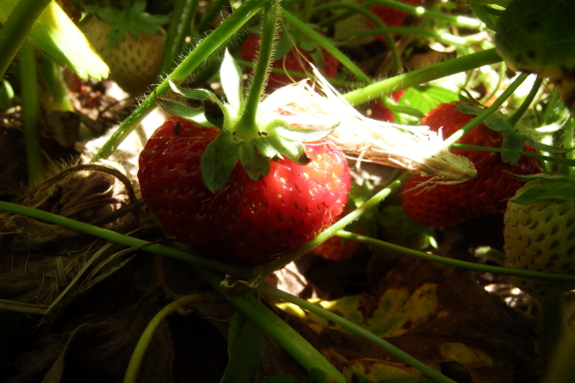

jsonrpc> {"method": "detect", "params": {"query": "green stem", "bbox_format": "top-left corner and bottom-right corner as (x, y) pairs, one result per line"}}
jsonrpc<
(303, 2), (400, 73)
(0, 201), (253, 278)
(38, 55), (74, 112)
(159, 0), (196, 75)
(366, 0), (482, 28)
(260, 284), (457, 383)
(538, 293), (565, 373)
(265, 172), (410, 272)
(508, 76), (543, 127)
(343, 48), (502, 106)
(91, 0), (272, 162)
(20, 44), (43, 185)
(338, 230), (575, 284)
(281, 8), (372, 84)
(235, 58), (365, 87)
(444, 72), (529, 146)
(197, 267), (346, 383)
(350, 27), (476, 46)
(0, 0), (52, 78)
(451, 143), (575, 168)
(236, 1), (280, 141)
(124, 293), (223, 383)
(562, 118), (575, 176)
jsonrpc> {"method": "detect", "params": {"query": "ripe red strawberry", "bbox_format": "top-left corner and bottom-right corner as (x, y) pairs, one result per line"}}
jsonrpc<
(138, 117), (351, 266)
(241, 33), (339, 93)
(369, 90), (406, 123)
(401, 102), (541, 228)
(366, 0), (425, 41)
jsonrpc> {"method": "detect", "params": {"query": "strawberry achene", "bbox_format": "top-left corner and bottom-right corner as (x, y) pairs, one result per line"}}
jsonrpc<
(138, 117), (351, 266)
(401, 102), (541, 228)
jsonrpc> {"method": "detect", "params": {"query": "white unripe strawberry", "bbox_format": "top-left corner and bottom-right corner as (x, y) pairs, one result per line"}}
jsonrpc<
(503, 179), (575, 298)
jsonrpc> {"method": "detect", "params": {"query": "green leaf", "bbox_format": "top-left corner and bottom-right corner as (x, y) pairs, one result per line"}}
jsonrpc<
(220, 49), (244, 111)
(528, 140), (574, 154)
(239, 142), (271, 181)
(467, 2), (504, 30)
(453, 102), (481, 115)
(168, 80), (220, 102)
(220, 313), (265, 383)
(512, 180), (575, 204)
(267, 134), (310, 165)
(271, 120), (337, 142)
(0, 0), (109, 80)
(483, 113), (510, 131)
(501, 129), (525, 164)
(201, 130), (240, 192)
(155, 96), (209, 124)
(398, 86), (459, 116)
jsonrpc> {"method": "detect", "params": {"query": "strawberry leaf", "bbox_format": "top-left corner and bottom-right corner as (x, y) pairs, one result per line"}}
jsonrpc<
(155, 95), (209, 124)
(220, 49), (244, 111)
(512, 180), (575, 204)
(501, 129), (525, 164)
(272, 121), (338, 142)
(399, 86), (459, 115)
(201, 130), (240, 192)
(239, 142), (271, 181)
(527, 139), (573, 154)
(267, 133), (310, 165)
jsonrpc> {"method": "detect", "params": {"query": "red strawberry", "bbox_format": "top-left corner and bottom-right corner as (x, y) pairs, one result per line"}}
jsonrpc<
(401, 102), (541, 228)
(369, 90), (406, 122)
(366, 0), (425, 41)
(241, 33), (339, 93)
(311, 231), (364, 262)
(138, 117), (351, 266)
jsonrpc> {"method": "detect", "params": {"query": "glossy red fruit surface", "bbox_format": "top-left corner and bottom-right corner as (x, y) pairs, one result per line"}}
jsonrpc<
(138, 117), (351, 266)
(402, 102), (541, 228)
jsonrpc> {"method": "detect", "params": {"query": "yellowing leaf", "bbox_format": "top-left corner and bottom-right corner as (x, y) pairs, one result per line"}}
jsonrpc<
(0, 0), (109, 80)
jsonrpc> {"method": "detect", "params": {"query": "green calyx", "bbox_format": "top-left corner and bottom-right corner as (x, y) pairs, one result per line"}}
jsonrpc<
(155, 49), (335, 193)
(510, 177), (575, 204)
(80, 0), (168, 49)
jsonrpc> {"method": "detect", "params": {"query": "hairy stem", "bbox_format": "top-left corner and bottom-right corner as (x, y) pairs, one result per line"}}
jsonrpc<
(91, 0), (272, 162)
(236, 1), (280, 141)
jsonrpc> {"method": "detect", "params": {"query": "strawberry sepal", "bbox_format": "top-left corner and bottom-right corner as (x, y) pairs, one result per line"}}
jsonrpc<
(201, 131), (241, 193)
(510, 178), (575, 204)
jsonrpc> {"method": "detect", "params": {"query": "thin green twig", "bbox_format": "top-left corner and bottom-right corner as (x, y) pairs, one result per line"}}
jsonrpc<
(260, 284), (457, 383)
(20, 44), (43, 185)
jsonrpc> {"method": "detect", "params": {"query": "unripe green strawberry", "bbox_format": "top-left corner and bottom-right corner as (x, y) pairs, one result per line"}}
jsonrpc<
(503, 179), (575, 298)
(80, 2), (167, 95)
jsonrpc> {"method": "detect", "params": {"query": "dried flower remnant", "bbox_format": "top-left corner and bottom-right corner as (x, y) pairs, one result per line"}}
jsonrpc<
(260, 69), (477, 183)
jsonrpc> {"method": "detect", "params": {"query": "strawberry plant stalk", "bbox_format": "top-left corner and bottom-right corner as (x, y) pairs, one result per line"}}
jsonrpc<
(343, 48), (502, 105)
(19, 44), (43, 185)
(260, 284), (458, 383)
(265, 173), (408, 272)
(236, 1), (280, 140)
(366, 0), (482, 28)
(304, 3), (400, 72)
(39, 55), (74, 112)
(158, 0), (195, 75)
(0, 0), (51, 77)
(281, 9), (373, 83)
(197, 266), (347, 383)
(507, 77), (544, 127)
(91, 0), (272, 163)
(124, 293), (223, 383)
(443, 72), (529, 146)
